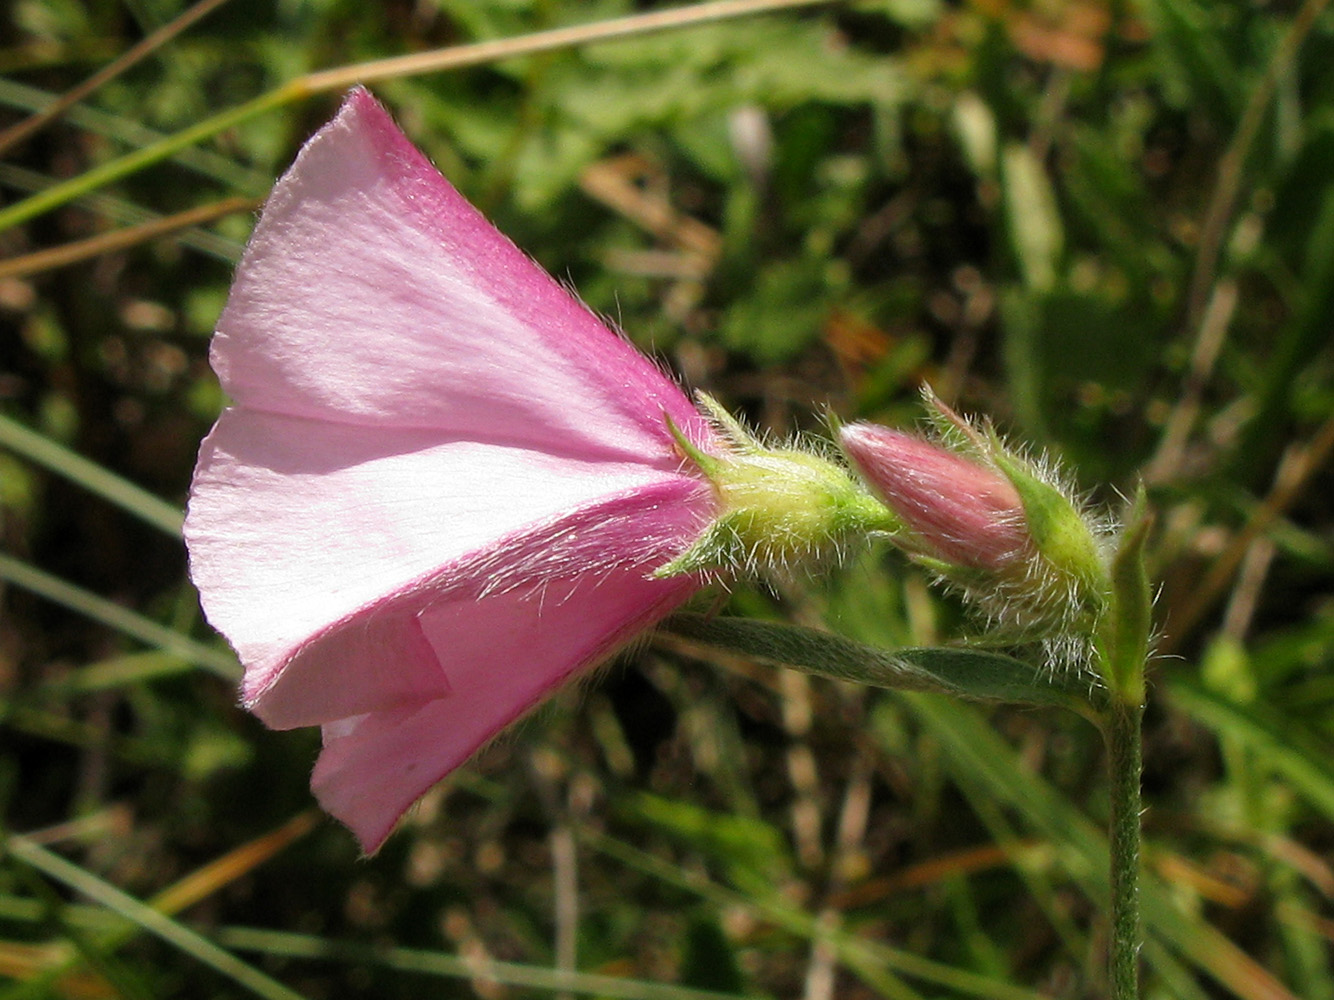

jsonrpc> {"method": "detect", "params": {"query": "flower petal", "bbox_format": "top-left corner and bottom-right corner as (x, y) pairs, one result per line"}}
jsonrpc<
(185, 87), (724, 849)
(308, 552), (699, 852)
(186, 408), (705, 710)
(212, 87), (704, 458)
(242, 477), (712, 730)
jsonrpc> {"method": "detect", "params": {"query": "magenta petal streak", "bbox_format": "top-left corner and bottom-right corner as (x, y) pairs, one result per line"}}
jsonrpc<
(185, 89), (715, 851)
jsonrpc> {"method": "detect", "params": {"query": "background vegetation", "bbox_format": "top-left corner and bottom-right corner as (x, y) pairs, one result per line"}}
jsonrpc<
(2, 0), (1334, 997)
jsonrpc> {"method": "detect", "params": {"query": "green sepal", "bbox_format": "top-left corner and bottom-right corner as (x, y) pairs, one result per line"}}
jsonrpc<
(661, 612), (1098, 712)
(988, 438), (1106, 595)
(656, 396), (899, 579)
(912, 554), (992, 589)
(694, 391), (761, 453)
(664, 410), (720, 475)
(652, 512), (747, 578)
(1100, 485), (1152, 706)
(921, 386), (983, 455)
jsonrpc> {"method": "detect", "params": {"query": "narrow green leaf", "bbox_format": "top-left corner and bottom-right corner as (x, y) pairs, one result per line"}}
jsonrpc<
(1103, 486), (1153, 705)
(661, 613), (1094, 710)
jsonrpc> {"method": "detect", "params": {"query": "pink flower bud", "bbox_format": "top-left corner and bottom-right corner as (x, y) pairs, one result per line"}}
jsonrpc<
(839, 422), (1028, 572)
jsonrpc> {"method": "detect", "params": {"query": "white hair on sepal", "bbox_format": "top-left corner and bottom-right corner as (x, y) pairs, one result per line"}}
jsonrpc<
(915, 449), (1121, 679)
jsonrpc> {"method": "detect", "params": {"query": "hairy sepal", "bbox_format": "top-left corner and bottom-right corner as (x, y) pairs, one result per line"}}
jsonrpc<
(655, 395), (898, 581)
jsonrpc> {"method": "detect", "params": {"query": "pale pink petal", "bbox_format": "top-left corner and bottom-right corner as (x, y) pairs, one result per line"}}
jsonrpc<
(212, 87), (706, 456)
(310, 562), (697, 852)
(186, 409), (704, 712)
(186, 88), (724, 849)
(245, 478), (712, 730)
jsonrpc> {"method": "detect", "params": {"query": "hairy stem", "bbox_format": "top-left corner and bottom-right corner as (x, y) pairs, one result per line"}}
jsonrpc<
(1106, 699), (1143, 999)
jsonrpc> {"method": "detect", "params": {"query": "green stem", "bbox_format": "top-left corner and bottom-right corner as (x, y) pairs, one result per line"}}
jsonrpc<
(1106, 698), (1143, 1000)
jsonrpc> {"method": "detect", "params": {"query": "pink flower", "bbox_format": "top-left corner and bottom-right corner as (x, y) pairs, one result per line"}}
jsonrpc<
(184, 88), (719, 852)
(839, 422), (1028, 572)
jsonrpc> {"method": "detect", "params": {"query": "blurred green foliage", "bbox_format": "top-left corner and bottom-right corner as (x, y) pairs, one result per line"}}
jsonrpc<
(2, 0), (1334, 998)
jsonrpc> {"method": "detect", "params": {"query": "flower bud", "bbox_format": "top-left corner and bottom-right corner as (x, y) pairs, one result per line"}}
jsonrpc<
(839, 395), (1114, 672)
(838, 422), (1028, 572)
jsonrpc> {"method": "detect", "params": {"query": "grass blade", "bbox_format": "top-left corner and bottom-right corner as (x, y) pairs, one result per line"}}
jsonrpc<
(0, 554), (237, 680)
(0, 415), (184, 537)
(4, 836), (307, 1000)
